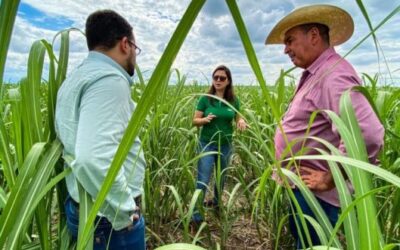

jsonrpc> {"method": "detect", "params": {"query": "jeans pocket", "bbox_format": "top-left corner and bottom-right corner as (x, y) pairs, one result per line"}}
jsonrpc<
(93, 230), (108, 248)
(83, 217), (146, 250)
(65, 197), (80, 238)
(110, 217), (145, 249)
(115, 216), (144, 234)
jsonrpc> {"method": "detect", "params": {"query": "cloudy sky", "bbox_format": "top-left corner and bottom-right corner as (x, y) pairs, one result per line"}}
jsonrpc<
(4, 0), (400, 86)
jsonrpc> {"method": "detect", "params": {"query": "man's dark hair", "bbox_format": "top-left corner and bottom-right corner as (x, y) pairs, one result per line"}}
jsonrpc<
(299, 23), (330, 45)
(85, 10), (133, 50)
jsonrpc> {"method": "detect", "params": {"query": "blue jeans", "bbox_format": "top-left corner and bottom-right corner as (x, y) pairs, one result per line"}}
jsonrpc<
(289, 189), (339, 249)
(193, 141), (232, 223)
(65, 196), (146, 250)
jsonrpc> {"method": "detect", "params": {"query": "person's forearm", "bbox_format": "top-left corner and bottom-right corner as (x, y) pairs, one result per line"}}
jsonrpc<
(193, 117), (207, 126)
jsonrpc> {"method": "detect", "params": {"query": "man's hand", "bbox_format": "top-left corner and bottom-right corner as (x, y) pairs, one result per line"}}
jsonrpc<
(300, 167), (335, 192)
(130, 205), (140, 222)
(131, 213), (139, 221)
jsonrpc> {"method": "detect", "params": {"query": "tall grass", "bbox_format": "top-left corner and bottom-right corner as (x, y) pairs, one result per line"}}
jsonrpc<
(0, 0), (400, 249)
(0, 0), (20, 84)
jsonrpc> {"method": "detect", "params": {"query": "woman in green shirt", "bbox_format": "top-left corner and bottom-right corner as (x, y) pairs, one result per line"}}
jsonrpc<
(192, 65), (247, 224)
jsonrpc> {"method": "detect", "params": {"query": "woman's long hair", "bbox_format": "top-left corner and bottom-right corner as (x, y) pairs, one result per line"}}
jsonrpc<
(207, 65), (235, 104)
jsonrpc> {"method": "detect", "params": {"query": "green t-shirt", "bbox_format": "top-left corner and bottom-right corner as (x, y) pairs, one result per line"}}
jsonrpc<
(196, 95), (240, 145)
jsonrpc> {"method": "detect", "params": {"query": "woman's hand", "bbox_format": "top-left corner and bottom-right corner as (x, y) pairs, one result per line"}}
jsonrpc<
(193, 111), (215, 127)
(203, 113), (216, 123)
(236, 118), (248, 131)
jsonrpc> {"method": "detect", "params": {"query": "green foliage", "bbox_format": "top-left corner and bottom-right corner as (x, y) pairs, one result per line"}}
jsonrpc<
(154, 243), (207, 250)
(0, 0), (400, 249)
(0, 0), (20, 83)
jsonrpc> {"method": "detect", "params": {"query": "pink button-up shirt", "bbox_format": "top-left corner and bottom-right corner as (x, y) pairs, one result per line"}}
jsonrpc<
(274, 47), (384, 206)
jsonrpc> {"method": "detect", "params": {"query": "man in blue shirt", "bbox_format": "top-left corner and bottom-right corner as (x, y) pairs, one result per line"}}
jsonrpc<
(55, 10), (146, 249)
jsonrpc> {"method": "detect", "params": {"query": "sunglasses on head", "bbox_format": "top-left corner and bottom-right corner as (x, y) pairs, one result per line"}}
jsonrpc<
(213, 75), (227, 81)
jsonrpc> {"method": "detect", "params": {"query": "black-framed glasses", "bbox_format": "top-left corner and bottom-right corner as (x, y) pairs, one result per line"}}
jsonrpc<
(213, 75), (227, 82)
(128, 40), (142, 55)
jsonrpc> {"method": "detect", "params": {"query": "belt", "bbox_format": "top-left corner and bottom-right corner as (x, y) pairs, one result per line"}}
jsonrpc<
(70, 195), (142, 212)
(68, 195), (142, 229)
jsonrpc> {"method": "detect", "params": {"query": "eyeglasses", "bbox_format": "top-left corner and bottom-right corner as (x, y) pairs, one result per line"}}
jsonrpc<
(128, 40), (142, 55)
(213, 75), (227, 82)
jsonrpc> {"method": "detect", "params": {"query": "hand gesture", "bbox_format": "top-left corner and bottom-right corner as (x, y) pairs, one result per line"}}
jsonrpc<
(236, 118), (248, 131)
(203, 113), (216, 123)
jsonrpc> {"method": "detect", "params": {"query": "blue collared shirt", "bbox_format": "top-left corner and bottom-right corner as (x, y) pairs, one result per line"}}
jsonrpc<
(55, 51), (146, 230)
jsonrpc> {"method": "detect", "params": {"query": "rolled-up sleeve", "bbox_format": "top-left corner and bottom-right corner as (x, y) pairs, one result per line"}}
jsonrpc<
(72, 75), (135, 230)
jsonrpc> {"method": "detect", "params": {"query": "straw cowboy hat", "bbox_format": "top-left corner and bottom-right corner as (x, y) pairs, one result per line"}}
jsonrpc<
(265, 4), (354, 46)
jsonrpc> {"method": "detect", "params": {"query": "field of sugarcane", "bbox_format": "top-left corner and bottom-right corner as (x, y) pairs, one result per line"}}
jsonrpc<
(1, 1), (400, 250)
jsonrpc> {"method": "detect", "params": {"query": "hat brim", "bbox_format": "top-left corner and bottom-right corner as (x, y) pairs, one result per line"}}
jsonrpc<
(265, 4), (354, 46)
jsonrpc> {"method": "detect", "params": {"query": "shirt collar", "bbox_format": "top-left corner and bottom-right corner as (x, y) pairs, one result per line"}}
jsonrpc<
(87, 51), (133, 85)
(306, 47), (336, 75)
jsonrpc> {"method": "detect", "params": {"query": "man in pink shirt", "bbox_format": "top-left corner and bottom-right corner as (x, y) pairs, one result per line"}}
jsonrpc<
(265, 5), (384, 248)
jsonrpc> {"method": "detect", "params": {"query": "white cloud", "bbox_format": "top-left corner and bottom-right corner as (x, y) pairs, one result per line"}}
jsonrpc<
(3, 0), (400, 85)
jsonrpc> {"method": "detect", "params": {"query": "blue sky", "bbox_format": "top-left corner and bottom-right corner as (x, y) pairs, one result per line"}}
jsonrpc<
(18, 3), (74, 31)
(4, 0), (400, 85)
